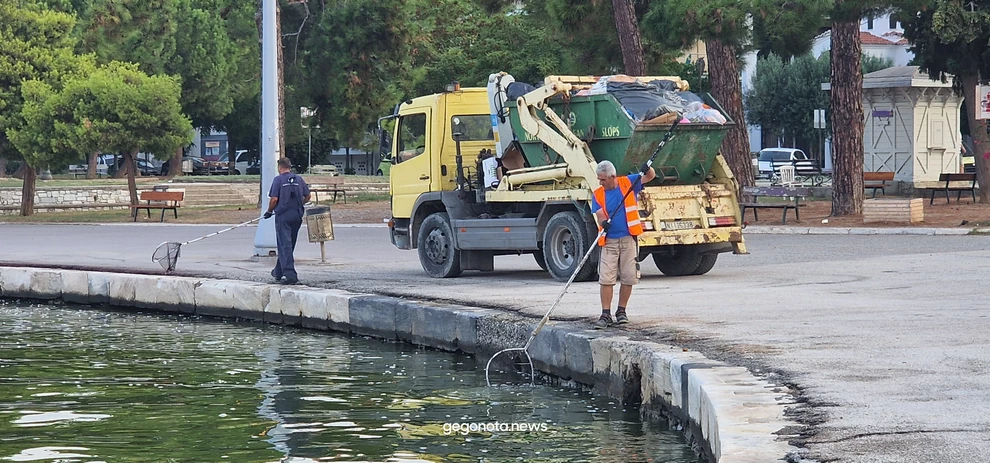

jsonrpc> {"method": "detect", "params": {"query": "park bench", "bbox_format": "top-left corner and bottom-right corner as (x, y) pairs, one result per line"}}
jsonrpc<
(770, 159), (828, 186)
(740, 186), (811, 224)
(929, 172), (977, 204)
(310, 178), (346, 204)
(130, 191), (184, 222)
(863, 171), (894, 198)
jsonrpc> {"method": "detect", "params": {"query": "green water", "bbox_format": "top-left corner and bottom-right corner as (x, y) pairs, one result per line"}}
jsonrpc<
(0, 301), (701, 463)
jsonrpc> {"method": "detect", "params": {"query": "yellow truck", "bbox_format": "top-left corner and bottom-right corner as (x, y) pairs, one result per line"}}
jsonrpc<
(381, 74), (747, 281)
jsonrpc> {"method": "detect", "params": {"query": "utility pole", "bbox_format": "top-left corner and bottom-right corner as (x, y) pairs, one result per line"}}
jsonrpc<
(253, 0), (278, 258)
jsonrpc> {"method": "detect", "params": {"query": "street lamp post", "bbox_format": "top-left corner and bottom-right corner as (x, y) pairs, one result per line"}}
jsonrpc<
(253, 0), (278, 258)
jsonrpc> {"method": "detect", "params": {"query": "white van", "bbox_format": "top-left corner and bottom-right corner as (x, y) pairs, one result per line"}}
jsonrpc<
(757, 148), (815, 179)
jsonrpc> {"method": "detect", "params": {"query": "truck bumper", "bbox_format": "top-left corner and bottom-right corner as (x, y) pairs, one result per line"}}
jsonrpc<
(388, 218), (412, 250)
(638, 226), (747, 254)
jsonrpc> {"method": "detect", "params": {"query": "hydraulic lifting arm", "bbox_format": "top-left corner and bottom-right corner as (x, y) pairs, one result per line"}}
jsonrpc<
(504, 81), (600, 191)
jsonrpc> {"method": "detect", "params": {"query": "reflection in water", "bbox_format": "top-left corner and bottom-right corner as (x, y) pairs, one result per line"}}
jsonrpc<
(0, 301), (701, 462)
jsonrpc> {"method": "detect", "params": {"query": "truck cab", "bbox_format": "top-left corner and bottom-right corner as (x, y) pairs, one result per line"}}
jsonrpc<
(386, 89), (496, 244)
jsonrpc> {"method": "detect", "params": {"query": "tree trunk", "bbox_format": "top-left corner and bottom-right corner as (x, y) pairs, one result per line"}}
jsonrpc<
(87, 151), (98, 179)
(0, 157), (6, 178)
(19, 166), (36, 216)
(829, 20), (865, 215)
(125, 149), (139, 206)
(611, 0), (645, 76)
(962, 73), (989, 203)
(112, 154), (127, 178)
(707, 37), (754, 190)
(169, 147), (183, 177)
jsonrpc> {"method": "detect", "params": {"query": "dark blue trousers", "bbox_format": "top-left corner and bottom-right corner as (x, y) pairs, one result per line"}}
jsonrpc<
(273, 214), (302, 281)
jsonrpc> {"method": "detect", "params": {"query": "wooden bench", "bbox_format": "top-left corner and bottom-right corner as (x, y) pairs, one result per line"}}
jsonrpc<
(130, 191), (183, 222)
(740, 186), (811, 224)
(929, 172), (977, 204)
(310, 178), (346, 204)
(864, 171), (894, 198)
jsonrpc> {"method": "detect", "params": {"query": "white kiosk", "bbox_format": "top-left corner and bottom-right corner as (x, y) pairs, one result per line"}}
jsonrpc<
(860, 66), (964, 189)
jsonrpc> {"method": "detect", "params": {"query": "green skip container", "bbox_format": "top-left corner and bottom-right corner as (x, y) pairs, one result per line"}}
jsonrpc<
(508, 92), (733, 185)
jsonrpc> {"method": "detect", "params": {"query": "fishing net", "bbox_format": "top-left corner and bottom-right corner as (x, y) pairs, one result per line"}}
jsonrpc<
(152, 241), (182, 274)
(149, 217), (262, 274)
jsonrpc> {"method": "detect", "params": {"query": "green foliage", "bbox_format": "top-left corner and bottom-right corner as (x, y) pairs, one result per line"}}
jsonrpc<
(8, 80), (78, 169)
(746, 52), (892, 149)
(644, 0), (751, 48)
(302, 1), (414, 147)
(644, 0), (829, 55)
(76, 0), (180, 76)
(76, 0), (236, 131)
(215, 0), (261, 152)
(171, 1), (235, 128)
(900, 0), (990, 84)
(408, 0), (564, 94)
(8, 51), (96, 166)
(751, 0), (831, 59)
(745, 54), (790, 139)
(0, 2), (79, 159)
(61, 62), (193, 157)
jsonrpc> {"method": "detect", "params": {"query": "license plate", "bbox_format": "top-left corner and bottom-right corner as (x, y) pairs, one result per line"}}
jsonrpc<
(661, 221), (695, 230)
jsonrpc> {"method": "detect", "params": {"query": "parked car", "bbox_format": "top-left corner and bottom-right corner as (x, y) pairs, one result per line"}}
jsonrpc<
(68, 155), (112, 177)
(757, 148), (816, 179)
(108, 158), (159, 177)
(160, 156), (207, 176)
(210, 150), (258, 175)
(309, 164), (340, 176)
(246, 158), (261, 175)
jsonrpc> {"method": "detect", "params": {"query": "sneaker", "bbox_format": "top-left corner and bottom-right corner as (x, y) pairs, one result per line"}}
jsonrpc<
(593, 313), (613, 329)
(614, 311), (628, 325)
(280, 278), (299, 285)
(271, 269), (283, 282)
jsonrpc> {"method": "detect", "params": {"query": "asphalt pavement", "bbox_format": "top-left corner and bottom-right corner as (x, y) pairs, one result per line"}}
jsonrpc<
(2, 222), (989, 462)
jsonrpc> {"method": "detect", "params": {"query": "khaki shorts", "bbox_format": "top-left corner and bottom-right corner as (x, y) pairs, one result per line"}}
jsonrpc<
(598, 236), (639, 285)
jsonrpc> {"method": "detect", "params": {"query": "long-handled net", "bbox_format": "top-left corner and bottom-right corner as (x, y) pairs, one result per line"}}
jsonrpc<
(485, 118), (681, 387)
(485, 227), (606, 386)
(152, 217), (262, 273)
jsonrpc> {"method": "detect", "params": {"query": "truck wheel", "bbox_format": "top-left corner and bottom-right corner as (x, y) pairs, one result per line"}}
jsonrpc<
(417, 212), (462, 278)
(652, 246), (703, 276)
(543, 211), (596, 282)
(692, 254), (718, 275)
(533, 250), (548, 271)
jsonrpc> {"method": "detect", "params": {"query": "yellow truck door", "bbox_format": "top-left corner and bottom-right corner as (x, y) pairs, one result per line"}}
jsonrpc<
(389, 110), (432, 218)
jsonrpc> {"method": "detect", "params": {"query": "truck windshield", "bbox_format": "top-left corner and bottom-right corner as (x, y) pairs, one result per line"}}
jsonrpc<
(450, 115), (494, 141)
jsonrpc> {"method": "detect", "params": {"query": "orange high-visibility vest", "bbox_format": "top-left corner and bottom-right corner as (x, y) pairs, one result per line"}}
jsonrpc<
(593, 176), (642, 246)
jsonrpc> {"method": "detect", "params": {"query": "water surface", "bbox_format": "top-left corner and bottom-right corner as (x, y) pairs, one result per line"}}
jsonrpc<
(0, 301), (700, 462)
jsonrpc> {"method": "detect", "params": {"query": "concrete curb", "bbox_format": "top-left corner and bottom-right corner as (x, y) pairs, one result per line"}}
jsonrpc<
(745, 225), (973, 235)
(0, 266), (800, 463)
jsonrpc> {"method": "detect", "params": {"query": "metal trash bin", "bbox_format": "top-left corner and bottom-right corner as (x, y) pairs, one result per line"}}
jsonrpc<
(306, 206), (334, 263)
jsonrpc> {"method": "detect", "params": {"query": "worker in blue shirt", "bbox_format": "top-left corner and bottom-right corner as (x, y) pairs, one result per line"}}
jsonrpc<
(264, 157), (311, 284)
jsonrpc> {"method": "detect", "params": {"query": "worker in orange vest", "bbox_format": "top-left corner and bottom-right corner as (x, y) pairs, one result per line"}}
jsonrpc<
(591, 160), (655, 328)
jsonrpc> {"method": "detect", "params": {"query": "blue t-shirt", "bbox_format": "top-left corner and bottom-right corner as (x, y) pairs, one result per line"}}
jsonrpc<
(591, 173), (643, 239)
(268, 172), (310, 217)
